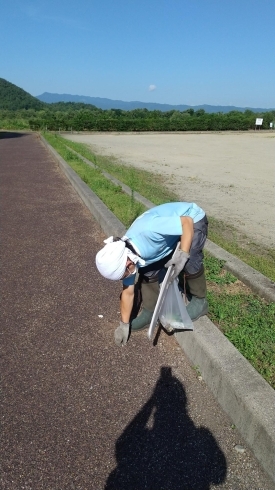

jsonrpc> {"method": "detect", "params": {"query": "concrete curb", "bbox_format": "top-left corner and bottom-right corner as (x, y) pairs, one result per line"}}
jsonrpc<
(41, 135), (275, 482)
(175, 320), (275, 483)
(205, 240), (275, 303)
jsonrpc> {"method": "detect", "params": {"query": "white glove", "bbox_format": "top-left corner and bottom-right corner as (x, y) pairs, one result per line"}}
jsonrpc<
(165, 249), (190, 284)
(114, 321), (130, 346)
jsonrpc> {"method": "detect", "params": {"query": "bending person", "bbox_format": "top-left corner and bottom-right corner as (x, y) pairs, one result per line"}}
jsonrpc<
(95, 202), (208, 346)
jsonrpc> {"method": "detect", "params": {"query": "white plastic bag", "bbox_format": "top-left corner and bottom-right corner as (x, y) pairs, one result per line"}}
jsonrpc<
(159, 280), (193, 331)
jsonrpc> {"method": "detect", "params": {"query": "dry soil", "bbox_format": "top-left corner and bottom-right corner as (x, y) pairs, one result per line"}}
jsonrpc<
(64, 131), (275, 249)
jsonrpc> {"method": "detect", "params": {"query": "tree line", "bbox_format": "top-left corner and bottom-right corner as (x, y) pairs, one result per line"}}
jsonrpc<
(1, 106), (275, 132)
(1, 78), (274, 132)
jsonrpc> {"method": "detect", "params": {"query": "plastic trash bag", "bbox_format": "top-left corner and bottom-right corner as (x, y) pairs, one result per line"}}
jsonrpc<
(159, 279), (193, 331)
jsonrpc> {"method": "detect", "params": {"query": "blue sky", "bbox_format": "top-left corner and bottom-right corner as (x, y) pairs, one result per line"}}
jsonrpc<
(1, 0), (274, 108)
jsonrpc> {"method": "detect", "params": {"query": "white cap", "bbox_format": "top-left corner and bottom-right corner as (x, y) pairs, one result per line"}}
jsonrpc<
(95, 240), (127, 280)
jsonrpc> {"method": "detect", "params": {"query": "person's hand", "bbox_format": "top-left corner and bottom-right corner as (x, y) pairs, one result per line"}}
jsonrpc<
(165, 249), (190, 284)
(114, 321), (130, 346)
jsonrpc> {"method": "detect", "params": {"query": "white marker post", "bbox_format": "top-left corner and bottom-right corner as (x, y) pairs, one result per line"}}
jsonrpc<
(255, 118), (263, 130)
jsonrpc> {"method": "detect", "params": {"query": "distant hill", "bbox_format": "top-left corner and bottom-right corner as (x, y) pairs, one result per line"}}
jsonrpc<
(0, 78), (45, 110)
(36, 92), (274, 114)
(1, 78), (273, 114)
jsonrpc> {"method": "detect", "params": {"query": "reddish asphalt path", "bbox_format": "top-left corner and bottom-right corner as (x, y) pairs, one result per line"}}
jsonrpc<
(1, 132), (274, 490)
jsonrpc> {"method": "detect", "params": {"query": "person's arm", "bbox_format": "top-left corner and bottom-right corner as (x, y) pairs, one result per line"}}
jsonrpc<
(120, 284), (135, 323)
(114, 284), (135, 347)
(180, 216), (194, 252)
(165, 216), (194, 283)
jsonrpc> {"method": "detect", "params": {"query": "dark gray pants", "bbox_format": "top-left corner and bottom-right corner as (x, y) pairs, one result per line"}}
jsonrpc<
(184, 214), (208, 276)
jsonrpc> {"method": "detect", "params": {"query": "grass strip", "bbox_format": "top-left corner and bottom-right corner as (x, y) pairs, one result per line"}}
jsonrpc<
(205, 253), (275, 388)
(59, 136), (179, 205)
(208, 217), (275, 282)
(43, 132), (275, 388)
(44, 133), (146, 227)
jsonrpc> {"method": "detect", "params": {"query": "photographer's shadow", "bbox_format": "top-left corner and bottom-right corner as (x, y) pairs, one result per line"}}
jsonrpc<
(105, 367), (227, 490)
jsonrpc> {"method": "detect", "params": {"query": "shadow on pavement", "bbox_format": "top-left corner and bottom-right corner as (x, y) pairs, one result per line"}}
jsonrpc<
(105, 366), (227, 490)
(0, 131), (29, 139)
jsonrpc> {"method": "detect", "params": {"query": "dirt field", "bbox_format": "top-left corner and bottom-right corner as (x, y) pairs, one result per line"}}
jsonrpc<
(64, 132), (275, 248)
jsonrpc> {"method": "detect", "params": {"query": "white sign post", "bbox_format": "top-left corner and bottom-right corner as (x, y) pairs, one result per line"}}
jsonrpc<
(255, 118), (263, 130)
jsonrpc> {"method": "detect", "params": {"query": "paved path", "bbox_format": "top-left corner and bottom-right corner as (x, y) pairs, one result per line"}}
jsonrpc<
(1, 132), (274, 490)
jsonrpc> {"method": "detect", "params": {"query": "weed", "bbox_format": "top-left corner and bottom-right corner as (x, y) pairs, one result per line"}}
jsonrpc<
(205, 254), (237, 285)
(193, 365), (202, 376)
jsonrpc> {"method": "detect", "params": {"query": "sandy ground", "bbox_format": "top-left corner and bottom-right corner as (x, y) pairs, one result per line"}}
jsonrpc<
(64, 132), (275, 248)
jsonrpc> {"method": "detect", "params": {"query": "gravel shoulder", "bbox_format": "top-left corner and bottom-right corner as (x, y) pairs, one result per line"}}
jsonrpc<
(64, 131), (275, 249)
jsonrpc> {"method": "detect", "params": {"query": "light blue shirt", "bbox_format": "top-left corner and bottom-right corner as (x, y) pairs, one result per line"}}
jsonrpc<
(123, 202), (205, 286)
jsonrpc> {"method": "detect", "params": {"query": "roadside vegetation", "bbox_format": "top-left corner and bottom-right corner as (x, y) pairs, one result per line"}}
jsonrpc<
(2, 105), (275, 132)
(43, 132), (275, 388)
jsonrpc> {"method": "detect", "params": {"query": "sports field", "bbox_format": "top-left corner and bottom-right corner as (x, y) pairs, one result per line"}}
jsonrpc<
(64, 131), (275, 248)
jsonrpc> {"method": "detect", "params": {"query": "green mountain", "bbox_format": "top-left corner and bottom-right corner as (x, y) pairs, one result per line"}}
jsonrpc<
(0, 78), (45, 110)
(0, 79), (98, 112)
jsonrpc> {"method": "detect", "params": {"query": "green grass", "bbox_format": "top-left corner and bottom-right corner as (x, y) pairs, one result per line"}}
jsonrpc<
(205, 253), (275, 388)
(43, 132), (275, 388)
(209, 292), (275, 387)
(204, 254), (238, 285)
(208, 216), (275, 282)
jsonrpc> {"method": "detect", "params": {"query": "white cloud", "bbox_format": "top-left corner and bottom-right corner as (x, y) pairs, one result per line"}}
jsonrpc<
(149, 85), (156, 92)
